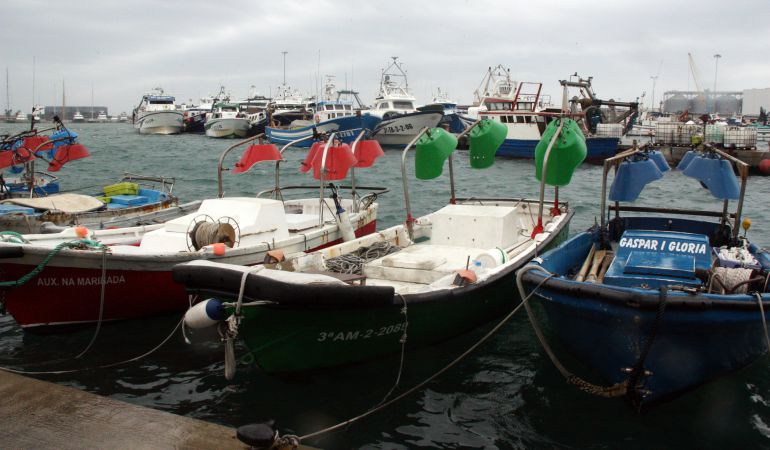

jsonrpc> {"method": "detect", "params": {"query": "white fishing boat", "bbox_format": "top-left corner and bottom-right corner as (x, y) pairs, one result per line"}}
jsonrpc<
(14, 110), (27, 122)
(96, 111), (108, 123)
(118, 112), (129, 122)
(132, 87), (184, 135)
(204, 103), (251, 138)
(369, 57), (442, 146)
(72, 110), (85, 123)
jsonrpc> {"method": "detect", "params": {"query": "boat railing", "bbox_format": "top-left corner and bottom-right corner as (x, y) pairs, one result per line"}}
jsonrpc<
(216, 133), (268, 198)
(121, 173), (177, 195)
(600, 142), (749, 240)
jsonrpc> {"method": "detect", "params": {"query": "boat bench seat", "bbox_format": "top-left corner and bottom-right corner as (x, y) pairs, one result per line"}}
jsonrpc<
(363, 244), (485, 284)
(428, 204), (522, 249)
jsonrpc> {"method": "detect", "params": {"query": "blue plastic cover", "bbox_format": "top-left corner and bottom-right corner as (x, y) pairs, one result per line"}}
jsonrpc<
(608, 158), (663, 202)
(682, 155), (740, 200)
(647, 150), (670, 172)
(677, 151), (698, 171)
(603, 230), (711, 289)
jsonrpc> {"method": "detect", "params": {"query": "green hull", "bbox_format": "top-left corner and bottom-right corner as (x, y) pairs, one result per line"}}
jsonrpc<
(235, 219), (571, 373)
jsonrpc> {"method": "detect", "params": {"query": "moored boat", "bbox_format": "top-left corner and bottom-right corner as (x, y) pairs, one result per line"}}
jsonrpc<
(369, 57), (443, 146)
(173, 119), (577, 374)
(204, 103), (251, 138)
(132, 88), (184, 135)
(0, 134), (385, 331)
(518, 144), (770, 408)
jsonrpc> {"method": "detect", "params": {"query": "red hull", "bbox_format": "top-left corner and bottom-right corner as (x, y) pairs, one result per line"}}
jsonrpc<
(1, 220), (377, 329)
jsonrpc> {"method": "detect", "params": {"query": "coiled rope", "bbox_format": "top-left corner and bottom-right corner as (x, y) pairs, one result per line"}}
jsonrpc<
(189, 221), (235, 251)
(325, 241), (399, 275)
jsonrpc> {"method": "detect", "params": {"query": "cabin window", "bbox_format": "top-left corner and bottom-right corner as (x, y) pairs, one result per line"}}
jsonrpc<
(393, 101), (413, 109)
(524, 116), (532, 123)
(344, 105), (352, 110)
(378, 103), (389, 109)
(325, 105), (334, 110)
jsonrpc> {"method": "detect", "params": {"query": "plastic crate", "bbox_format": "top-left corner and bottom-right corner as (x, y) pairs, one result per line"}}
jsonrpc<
(103, 182), (139, 197)
(110, 195), (148, 206)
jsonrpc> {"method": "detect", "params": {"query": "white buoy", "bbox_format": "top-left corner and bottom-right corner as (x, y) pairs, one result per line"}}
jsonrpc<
(184, 299), (225, 329)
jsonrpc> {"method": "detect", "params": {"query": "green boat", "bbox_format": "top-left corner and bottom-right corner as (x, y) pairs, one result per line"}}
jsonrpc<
(173, 120), (580, 374)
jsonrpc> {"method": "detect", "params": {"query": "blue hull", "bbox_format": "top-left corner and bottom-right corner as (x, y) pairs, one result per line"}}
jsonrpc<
(496, 137), (619, 162)
(522, 219), (770, 408)
(265, 115), (381, 148)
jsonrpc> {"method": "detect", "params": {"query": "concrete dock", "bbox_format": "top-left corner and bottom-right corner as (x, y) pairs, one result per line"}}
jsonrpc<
(0, 369), (246, 449)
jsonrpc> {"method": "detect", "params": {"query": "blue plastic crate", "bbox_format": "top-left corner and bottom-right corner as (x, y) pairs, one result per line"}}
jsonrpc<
(109, 195), (149, 206)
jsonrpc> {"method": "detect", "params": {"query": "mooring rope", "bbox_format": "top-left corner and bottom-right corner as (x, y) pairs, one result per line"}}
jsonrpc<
(515, 265), (628, 398)
(75, 246), (109, 359)
(755, 293), (770, 354)
(0, 239), (105, 288)
(293, 274), (549, 444)
(375, 293), (409, 407)
(0, 316), (185, 375)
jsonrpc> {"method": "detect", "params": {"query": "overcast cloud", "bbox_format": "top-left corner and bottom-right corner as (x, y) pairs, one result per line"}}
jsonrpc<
(2, 0), (769, 114)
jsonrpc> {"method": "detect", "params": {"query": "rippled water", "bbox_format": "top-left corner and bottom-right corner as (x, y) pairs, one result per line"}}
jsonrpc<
(2, 123), (770, 449)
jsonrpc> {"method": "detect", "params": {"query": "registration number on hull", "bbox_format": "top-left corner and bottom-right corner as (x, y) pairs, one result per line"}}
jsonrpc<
(316, 322), (407, 342)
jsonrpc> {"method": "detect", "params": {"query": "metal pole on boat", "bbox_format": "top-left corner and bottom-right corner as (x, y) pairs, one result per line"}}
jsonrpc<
(217, 134), (265, 198)
(318, 132), (337, 226)
(349, 130), (366, 212)
(534, 120), (564, 235)
(275, 134), (315, 200)
(450, 120), (482, 205)
(401, 127), (429, 240)
(711, 146), (750, 240)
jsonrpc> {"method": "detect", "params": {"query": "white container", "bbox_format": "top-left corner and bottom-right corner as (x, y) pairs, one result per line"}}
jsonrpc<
(474, 247), (508, 269)
(596, 123), (623, 138)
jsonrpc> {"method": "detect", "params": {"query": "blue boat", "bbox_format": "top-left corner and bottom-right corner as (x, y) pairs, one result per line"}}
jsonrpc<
(518, 145), (770, 409)
(496, 136), (619, 161)
(265, 113), (381, 148)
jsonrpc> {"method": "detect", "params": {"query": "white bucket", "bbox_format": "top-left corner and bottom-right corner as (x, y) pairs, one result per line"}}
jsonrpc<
(474, 247), (508, 269)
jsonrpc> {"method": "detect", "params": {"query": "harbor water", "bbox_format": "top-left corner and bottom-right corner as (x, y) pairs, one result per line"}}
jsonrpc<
(2, 123), (770, 448)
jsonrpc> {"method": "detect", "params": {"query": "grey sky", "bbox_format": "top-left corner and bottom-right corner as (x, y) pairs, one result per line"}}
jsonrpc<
(2, 0), (769, 115)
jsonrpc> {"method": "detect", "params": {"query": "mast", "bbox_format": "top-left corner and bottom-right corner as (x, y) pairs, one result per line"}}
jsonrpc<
(62, 79), (66, 121)
(5, 68), (9, 120)
(90, 83), (94, 120)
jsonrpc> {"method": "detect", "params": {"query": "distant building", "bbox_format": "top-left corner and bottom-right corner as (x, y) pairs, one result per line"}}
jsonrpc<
(42, 106), (109, 121)
(742, 88), (770, 116)
(661, 88), (770, 117)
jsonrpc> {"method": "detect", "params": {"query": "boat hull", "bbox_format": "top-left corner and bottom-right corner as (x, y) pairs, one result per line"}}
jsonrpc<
(522, 225), (770, 407)
(265, 115), (382, 148)
(0, 210), (377, 330)
(178, 212), (571, 373)
(372, 112), (444, 146)
(135, 111), (184, 135)
(497, 137), (619, 162)
(204, 118), (251, 138)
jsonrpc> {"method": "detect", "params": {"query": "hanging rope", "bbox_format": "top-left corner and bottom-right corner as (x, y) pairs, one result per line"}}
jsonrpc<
(75, 246), (109, 359)
(294, 273), (549, 444)
(0, 239), (105, 289)
(755, 293), (770, 354)
(375, 294), (409, 407)
(0, 316), (185, 375)
(516, 265), (629, 398)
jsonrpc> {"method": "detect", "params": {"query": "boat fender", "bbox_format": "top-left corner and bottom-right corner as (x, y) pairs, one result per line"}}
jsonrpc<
(184, 298), (225, 329)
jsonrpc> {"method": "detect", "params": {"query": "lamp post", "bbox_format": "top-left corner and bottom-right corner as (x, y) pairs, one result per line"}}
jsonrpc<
(713, 54), (722, 114)
(650, 75), (658, 113)
(281, 51), (288, 85)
